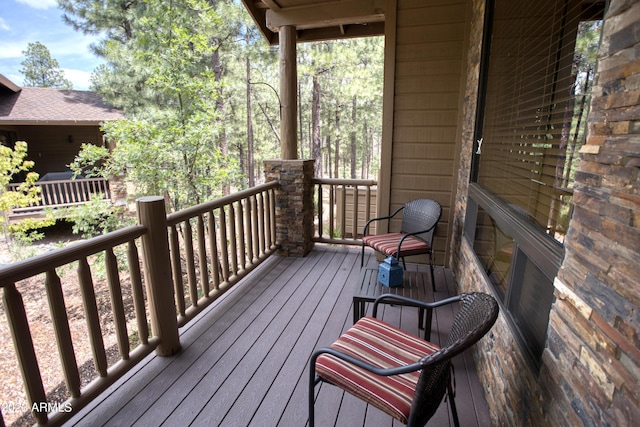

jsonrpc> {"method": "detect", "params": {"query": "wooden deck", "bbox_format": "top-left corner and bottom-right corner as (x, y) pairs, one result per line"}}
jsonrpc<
(66, 245), (492, 426)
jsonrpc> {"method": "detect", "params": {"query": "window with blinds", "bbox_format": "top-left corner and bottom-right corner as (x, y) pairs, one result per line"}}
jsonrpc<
(474, 0), (604, 243)
(465, 0), (606, 369)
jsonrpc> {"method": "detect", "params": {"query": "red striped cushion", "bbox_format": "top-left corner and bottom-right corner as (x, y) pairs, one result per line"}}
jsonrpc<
(316, 316), (440, 423)
(362, 233), (430, 258)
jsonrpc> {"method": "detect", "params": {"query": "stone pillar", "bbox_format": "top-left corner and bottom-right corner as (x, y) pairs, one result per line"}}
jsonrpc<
(264, 159), (315, 257)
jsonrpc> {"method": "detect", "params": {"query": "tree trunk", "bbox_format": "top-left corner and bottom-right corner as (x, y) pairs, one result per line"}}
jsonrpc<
(334, 100), (340, 179)
(212, 39), (230, 195)
(350, 95), (357, 179)
(246, 56), (255, 187)
(311, 76), (322, 177)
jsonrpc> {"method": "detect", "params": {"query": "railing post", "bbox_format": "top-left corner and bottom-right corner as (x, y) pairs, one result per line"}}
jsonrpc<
(136, 196), (181, 356)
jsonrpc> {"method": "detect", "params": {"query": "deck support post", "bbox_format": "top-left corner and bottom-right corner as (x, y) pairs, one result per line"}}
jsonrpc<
(137, 196), (181, 356)
(264, 159), (315, 257)
(279, 25), (298, 159)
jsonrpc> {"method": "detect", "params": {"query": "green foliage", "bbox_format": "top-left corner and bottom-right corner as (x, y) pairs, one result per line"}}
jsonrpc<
(0, 141), (45, 224)
(61, 195), (127, 239)
(68, 143), (110, 178)
(19, 41), (73, 89)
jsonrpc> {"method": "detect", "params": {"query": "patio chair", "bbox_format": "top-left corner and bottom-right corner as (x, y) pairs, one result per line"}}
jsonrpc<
(309, 292), (499, 427)
(361, 198), (441, 291)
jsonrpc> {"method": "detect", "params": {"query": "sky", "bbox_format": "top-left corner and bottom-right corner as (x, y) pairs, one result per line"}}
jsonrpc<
(0, 0), (103, 90)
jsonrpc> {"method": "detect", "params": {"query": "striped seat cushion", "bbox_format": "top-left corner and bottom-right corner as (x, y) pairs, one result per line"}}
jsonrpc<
(315, 316), (440, 423)
(362, 233), (430, 258)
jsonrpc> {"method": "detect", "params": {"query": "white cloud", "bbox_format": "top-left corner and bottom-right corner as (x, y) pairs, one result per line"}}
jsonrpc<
(0, 17), (10, 31)
(16, 0), (58, 10)
(63, 68), (92, 90)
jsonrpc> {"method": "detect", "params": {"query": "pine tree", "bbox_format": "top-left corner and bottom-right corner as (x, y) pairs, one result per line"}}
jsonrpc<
(19, 42), (73, 89)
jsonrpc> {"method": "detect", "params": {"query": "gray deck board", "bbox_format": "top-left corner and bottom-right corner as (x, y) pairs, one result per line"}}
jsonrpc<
(66, 245), (491, 426)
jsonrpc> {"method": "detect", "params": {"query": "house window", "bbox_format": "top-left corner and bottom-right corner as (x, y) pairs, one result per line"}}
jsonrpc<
(466, 0), (605, 368)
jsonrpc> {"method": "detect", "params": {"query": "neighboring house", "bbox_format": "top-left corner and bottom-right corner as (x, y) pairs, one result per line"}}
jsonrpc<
(0, 74), (124, 221)
(243, 0), (639, 425)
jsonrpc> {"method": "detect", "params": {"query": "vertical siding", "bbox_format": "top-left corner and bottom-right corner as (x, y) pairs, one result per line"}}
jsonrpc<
(391, 0), (469, 266)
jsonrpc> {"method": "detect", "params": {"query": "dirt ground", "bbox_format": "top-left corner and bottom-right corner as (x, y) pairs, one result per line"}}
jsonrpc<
(0, 223), (140, 426)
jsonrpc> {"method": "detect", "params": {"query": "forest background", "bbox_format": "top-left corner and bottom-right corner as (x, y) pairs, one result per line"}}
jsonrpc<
(55, 0), (384, 214)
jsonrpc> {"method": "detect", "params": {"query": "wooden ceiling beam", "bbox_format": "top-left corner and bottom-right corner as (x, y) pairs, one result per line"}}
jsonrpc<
(265, 0), (385, 32)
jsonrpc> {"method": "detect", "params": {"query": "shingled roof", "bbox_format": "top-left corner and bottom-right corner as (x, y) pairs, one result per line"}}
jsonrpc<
(0, 74), (124, 125)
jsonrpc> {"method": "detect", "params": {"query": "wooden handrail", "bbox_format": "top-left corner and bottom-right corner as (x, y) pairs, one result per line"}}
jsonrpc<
(312, 178), (377, 245)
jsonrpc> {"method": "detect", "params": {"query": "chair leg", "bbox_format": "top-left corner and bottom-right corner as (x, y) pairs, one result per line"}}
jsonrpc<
(309, 357), (317, 427)
(447, 378), (460, 427)
(309, 352), (324, 427)
(360, 243), (365, 268)
(429, 253), (436, 292)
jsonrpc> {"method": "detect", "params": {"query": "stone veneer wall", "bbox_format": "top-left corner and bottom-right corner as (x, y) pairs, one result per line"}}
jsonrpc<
(547, 0), (640, 423)
(264, 159), (315, 257)
(451, 0), (640, 425)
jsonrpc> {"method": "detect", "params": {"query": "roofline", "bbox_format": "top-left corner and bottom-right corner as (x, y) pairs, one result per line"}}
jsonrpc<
(0, 120), (118, 126)
(0, 74), (21, 93)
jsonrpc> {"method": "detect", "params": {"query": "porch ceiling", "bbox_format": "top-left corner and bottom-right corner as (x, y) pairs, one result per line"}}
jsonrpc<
(241, 0), (385, 45)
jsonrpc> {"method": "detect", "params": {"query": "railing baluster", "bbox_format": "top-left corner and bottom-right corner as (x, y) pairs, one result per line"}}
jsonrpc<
(257, 193), (265, 257)
(316, 183), (323, 239)
(237, 200), (246, 270)
(45, 269), (81, 397)
(207, 211), (220, 290)
(228, 203), (238, 276)
(184, 220), (198, 307)
(78, 258), (108, 377)
(127, 241), (149, 346)
(197, 214), (209, 296)
(247, 197), (256, 264)
(3, 283), (48, 424)
(271, 188), (277, 246)
(265, 189), (273, 249)
(339, 185), (347, 238)
(364, 186), (372, 238)
(328, 184), (335, 238)
(169, 225), (186, 317)
(105, 249), (130, 360)
(219, 207), (230, 282)
(352, 185), (359, 239)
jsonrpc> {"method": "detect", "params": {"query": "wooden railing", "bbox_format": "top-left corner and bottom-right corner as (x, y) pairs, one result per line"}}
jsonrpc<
(165, 182), (279, 326)
(5, 178), (110, 221)
(0, 181), (279, 426)
(312, 178), (377, 245)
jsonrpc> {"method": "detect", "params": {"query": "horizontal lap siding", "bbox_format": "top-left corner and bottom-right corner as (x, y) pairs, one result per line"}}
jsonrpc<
(391, 0), (468, 266)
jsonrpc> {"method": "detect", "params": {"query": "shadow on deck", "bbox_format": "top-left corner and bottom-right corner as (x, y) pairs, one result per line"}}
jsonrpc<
(66, 245), (491, 426)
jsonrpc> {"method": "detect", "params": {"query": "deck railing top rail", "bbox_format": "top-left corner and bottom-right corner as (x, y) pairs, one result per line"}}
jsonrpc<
(167, 181), (278, 225)
(0, 226), (146, 286)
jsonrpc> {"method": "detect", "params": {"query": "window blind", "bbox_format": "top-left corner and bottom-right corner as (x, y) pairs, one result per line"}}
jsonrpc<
(475, 0), (604, 242)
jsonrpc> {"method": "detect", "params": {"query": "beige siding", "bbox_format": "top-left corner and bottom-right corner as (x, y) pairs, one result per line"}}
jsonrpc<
(386, 0), (469, 266)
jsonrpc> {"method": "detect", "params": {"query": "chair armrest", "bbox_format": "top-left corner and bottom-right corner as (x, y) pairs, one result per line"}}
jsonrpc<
(311, 347), (423, 377)
(372, 294), (462, 317)
(395, 223), (438, 253)
(363, 206), (404, 236)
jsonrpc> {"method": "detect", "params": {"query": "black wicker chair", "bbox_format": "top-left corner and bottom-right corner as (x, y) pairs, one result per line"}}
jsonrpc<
(361, 199), (441, 291)
(309, 292), (499, 427)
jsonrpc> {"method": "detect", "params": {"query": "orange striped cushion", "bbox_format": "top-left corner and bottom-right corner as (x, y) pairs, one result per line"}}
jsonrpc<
(316, 316), (439, 423)
(362, 233), (430, 258)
